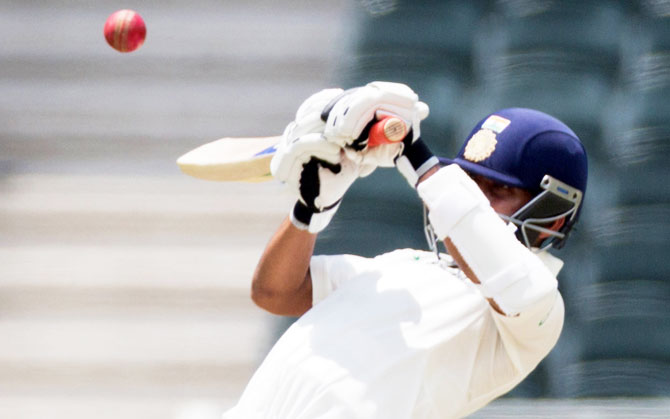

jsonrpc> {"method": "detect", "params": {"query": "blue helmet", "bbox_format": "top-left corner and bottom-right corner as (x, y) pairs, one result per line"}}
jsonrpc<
(439, 108), (588, 249)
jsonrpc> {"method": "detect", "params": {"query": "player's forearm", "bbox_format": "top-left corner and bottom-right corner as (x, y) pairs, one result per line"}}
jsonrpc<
(251, 217), (316, 316)
(418, 166), (558, 316)
(447, 206), (558, 316)
(415, 165), (506, 310)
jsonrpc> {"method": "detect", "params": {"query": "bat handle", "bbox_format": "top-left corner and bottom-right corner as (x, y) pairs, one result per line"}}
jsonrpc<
(368, 116), (408, 147)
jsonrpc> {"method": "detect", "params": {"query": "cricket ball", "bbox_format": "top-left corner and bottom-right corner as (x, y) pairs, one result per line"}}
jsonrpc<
(103, 9), (146, 53)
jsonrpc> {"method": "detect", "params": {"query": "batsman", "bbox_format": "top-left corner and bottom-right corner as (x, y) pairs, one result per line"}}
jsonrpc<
(223, 82), (588, 418)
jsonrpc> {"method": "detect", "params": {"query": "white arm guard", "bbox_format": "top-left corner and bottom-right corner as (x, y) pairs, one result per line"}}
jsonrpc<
(417, 165), (558, 316)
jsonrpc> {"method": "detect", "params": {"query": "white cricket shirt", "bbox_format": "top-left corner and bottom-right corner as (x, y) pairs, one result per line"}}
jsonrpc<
(224, 249), (564, 419)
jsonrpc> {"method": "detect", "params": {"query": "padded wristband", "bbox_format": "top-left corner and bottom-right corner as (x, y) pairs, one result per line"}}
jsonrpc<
(290, 200), (340, 233)
(291, 201), (314, 229)
(395, 138), (440, 187)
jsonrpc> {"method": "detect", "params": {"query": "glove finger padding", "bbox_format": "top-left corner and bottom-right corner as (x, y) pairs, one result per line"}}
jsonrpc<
(271, 88), (345, 187)
(343, 140), (405, 169)
(295, 88), (344, 128)
(271, 132), (342, 189)
(323, 81), (429, 148)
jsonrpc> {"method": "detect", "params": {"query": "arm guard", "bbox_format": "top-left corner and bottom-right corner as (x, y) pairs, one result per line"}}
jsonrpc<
(417, 165), (558, 316)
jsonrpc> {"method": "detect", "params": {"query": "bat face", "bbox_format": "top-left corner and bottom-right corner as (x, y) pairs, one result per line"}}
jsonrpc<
(177, 136), (280, 182)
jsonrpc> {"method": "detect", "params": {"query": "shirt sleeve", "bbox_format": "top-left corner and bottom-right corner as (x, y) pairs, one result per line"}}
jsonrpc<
(310, 254), (372, 306)
(492, 290), (565, 371)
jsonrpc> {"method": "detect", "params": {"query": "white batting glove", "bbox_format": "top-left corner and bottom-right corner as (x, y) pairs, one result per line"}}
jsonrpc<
(271, 131), (363, 233)
(271, 130), (342, 190)
(294, 87), (344, 136)
(320, 81), (436, 186)
(322, 81), (429, 149)
(271, 87), (374, 233)
(339, 125), (438, 187)
(271, 88), (344, 188)
(290, 152), (366, 233)
(342, 141), (404, 168)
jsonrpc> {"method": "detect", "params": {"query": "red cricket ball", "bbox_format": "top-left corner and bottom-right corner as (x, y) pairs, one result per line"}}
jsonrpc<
(103, 9), (146, 53)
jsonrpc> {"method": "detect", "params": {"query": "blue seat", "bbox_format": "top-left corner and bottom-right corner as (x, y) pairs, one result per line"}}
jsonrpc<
(609, 126), (670, 205)
(340, 0), (493, 155)
(605, 75), (670, 204)
(346, 0), (490, 85)
(468, 1), (628, 164)
(627, 4), (670, 57)
(570, 279), (670, 357)
(587, 204), (670, 280)
(465, 71), (610, 165)
(478, 0), (626, 82)
(554, 358), (670, 397)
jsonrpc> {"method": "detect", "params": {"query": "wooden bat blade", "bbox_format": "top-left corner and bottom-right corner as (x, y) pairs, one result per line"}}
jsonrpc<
(177, 116), (407, 183)
(177, 135), (279, 182)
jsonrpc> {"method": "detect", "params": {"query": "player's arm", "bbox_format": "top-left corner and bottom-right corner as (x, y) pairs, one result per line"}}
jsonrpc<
(253, 152), (362, 316)
(417, 165), (559, 317)
(414, 166), (506, 313)
(251, 217), (316, 317)
(251, 88), (365, 316)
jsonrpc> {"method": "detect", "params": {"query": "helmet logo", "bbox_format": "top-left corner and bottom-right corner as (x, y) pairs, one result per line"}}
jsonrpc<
(463, 114), (511, 163)
(464, 129), (497, 162)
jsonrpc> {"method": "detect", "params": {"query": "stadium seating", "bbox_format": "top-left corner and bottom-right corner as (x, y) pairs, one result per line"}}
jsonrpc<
(556, 359), (670, 397)
(558, 5), (670, 393)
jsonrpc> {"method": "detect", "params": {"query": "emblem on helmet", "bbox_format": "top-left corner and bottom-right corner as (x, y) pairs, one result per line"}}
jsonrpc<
(463, 129), (497, 162)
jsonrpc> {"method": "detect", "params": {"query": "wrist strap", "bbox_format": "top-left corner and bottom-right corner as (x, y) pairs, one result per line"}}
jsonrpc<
(290, 200), (341, 233)
(396, 138), (439, 187)
(291, 201), (314, 229)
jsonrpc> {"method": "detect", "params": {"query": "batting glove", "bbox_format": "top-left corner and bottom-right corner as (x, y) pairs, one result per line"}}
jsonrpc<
(271, 88), (374, 233)
(322, 81), (429, 150)
(340, 124), (438, 188)
(320, 81), (436, 185)
(271, 130), (366, 233)
(271, 88), (345, 188)
(291, 152), (365, 233)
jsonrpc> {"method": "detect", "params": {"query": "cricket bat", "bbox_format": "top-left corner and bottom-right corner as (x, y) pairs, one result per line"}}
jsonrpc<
(177, 116), (407, 182)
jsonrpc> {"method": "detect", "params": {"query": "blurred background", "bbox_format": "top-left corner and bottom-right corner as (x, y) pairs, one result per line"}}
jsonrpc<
(1, 0), (669, 418)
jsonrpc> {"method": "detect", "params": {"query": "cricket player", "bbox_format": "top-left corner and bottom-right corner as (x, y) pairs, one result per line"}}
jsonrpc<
(223, 82), (588, 418)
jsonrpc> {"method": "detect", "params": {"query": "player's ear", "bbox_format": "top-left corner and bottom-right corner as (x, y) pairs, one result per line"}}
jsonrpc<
(537, 218), (566, 240)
